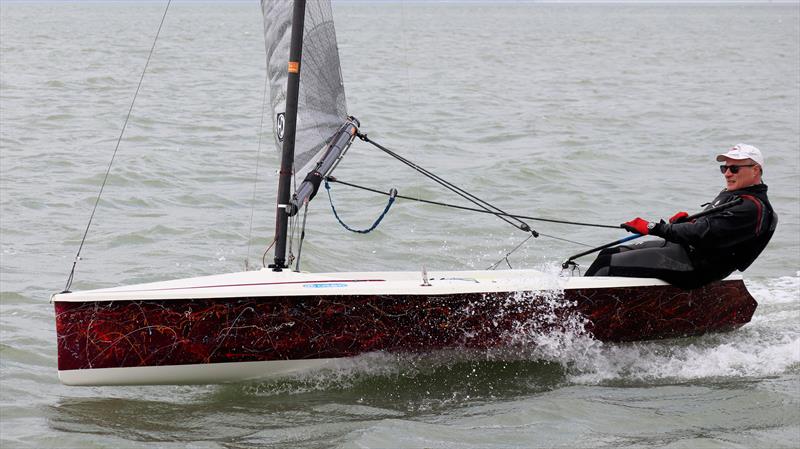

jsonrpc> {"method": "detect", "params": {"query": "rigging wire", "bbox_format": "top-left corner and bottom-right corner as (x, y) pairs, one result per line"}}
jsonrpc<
(487, 233), (535, 270)
(246, 25), (272, 271)
(294, 201), (310, 272)
(536, 232), (593, 248)
(357, 133), (538, 236)
(62, 0), (172, 293)
(286, 170), (300, 268)
(287, 201), (298, 268)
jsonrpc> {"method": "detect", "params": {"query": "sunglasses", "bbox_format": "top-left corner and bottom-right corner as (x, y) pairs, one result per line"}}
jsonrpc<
(719, 164), (756, 174)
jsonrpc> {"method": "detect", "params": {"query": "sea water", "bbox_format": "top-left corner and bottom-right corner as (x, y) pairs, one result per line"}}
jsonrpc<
(1, 2), (798, 448)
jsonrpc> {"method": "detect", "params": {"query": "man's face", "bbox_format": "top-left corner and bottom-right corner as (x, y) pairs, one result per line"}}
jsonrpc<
(721, 157), (761, 191)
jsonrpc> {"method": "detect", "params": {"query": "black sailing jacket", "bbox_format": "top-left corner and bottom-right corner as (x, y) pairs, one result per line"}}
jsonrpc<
(650, 183), (777, 284)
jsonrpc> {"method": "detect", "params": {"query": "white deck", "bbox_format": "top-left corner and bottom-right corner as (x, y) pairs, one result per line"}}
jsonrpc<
(52, 268), (680, 303)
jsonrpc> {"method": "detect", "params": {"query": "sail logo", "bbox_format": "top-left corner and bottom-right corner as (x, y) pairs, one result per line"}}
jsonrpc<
(302, 283), (348, 289)
(276, 112), (285, 142)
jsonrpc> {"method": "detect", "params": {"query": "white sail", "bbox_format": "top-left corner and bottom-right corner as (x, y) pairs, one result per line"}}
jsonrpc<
(261, 0), (348, 176)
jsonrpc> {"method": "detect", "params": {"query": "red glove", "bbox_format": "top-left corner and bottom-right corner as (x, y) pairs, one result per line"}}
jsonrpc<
(669, 211), (689, 224)
(621, 217), (650, 235)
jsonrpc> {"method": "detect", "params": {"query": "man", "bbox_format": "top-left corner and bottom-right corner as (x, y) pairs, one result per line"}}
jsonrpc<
(585, 143), (777, 289)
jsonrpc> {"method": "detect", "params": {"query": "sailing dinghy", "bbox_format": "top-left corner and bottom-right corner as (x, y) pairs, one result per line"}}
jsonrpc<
(52, 1), (758, 386)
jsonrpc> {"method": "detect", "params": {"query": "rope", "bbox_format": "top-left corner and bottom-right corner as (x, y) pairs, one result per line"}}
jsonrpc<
(325, 180), (397, 234)
(261, 238), (277, 268)
(359, 134), (538, 236)
(326, 178), (618, 230)
(62, 0), (172, 293)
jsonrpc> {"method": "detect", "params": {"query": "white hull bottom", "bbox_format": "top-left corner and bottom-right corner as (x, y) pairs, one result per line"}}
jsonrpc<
(58, 358), (339, 386)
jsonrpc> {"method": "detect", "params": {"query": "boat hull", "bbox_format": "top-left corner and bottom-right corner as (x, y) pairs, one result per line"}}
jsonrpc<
(53, 271), (757, 385)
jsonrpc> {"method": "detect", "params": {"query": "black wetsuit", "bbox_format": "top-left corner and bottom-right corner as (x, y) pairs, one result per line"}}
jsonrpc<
(585, 184), (777, 289)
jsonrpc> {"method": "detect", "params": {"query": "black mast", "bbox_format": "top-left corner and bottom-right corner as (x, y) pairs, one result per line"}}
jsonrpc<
(271, 0), (306, 271)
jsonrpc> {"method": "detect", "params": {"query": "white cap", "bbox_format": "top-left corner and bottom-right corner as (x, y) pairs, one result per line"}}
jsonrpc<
(716, 143), (764, 168)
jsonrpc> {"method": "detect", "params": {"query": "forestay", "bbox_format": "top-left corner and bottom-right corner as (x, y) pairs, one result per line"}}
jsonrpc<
(261, 0), (348, 176)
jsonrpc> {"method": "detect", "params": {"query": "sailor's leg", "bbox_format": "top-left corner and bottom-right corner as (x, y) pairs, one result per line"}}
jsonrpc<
(585, 240), (666, 276)
(585, 248), (615, 276)
(608, 241), (693, 274)
(600, 241), (700, 287)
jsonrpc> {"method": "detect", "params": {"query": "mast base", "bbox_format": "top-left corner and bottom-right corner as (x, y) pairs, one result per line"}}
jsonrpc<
(268, 260), (287, 272)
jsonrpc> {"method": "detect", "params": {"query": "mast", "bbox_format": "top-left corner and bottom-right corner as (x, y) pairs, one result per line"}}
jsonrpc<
(271, 0), (306, 271)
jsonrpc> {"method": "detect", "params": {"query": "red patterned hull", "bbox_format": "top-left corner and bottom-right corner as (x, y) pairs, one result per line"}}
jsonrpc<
(54, 278), (757, 381)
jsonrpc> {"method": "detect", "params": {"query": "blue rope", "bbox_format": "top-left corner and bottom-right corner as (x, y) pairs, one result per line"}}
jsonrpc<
(325, 180), (397, 233)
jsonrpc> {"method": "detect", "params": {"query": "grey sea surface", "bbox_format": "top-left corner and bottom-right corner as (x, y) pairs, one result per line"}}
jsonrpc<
(1, 2), (799, 448)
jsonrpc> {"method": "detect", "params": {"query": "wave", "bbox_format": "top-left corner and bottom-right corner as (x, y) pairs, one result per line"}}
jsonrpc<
(235, 274), (799, 398)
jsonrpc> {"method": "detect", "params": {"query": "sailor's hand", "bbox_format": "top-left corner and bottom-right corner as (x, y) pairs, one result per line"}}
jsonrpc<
(621, 217), (651, 235)
(669, 211), (689, 224)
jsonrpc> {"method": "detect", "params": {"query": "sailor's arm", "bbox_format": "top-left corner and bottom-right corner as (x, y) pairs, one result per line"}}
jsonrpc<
(650, 200), (760, 248)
